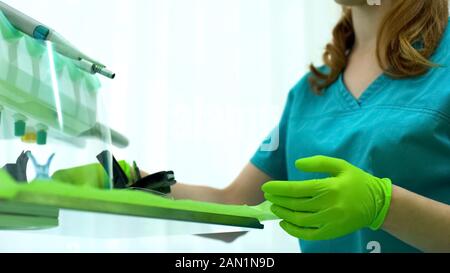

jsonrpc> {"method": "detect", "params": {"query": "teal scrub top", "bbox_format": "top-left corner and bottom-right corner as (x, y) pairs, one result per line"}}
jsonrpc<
(251, 20), (450, 253)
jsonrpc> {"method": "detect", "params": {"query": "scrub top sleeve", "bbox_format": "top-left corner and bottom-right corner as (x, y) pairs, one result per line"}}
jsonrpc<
(250, 90), (295, 181)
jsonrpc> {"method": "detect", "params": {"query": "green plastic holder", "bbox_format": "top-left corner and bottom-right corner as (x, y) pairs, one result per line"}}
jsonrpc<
(0, 170), (277, 230)
(0, 10), (111, 144)
(13, 119), (25, 137)
(36, 129), (47, 145)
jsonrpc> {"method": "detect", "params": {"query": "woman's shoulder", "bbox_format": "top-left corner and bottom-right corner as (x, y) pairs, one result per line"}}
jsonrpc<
(289, 69), (320, 97)
(282, 68), (341, 119)
(288, 67), (336, 103)
(285, 72), (313, 106)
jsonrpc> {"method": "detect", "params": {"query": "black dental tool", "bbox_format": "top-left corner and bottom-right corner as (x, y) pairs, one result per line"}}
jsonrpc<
(96, 150), (128, 189)
(3, 151), (29, 182)
(129, 171), (176, 195)
(96, 151), (177, 195)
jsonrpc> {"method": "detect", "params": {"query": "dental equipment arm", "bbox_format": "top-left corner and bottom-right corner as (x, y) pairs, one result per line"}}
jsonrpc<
(0, 1), (115, 79)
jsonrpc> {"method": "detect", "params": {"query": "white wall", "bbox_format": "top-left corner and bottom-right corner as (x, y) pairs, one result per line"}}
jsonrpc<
(1, 0), (341, 252)
(3, 0), (340, 188)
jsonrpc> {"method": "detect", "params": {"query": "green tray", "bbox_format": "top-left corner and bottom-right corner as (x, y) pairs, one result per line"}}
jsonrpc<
(0, 170), (277, 230)
(0, 213), (58, 230)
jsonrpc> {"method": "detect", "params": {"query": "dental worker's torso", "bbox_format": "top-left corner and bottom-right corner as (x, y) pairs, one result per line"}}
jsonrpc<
(251, 19), (450, 253)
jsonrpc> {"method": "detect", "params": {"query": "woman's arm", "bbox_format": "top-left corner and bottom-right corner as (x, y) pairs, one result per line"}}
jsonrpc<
(382, 186), (450, 253)
(170, 163), (272, 205)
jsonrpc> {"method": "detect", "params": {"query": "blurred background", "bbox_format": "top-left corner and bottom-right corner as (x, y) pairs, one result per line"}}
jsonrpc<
(1, 0), (341, 252)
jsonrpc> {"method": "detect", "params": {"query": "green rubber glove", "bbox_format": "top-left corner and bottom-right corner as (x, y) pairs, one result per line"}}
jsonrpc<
(52, 161), (134, 189)
(262, 156), (393, 241)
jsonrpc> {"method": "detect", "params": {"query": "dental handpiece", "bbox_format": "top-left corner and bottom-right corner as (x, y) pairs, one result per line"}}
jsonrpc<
(0, 1), (115, 79)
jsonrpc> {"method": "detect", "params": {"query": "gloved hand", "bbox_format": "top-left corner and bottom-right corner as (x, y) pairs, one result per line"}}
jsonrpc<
(262, 156), (392, 241)
(52, 161), (134, 189)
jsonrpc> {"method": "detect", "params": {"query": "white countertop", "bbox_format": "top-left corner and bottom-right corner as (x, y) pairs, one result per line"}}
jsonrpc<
(0, 209), (300, 253)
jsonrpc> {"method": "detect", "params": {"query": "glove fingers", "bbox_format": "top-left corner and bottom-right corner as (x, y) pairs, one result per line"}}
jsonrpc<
(52, 163), (108, 188)
(262, 179), (331, 198)
(271, 205), (322, 228)
(264, 193), (322, 212)
(52, 170), (68, 183)
(295, 156), (348, 176)
(279, 221), (320, 241)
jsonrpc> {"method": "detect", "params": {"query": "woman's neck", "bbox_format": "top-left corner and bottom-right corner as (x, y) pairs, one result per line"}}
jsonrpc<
(351, 1), (393, 52)
(343, 1), (394, 98)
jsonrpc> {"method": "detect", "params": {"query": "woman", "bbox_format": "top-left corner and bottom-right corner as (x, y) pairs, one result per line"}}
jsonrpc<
(171, 0), (450, 253)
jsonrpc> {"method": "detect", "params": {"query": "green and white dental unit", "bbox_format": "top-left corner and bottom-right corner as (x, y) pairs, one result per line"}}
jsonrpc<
(0, 2), (276, 232)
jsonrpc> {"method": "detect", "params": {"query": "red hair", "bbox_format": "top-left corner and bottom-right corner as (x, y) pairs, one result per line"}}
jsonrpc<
(309, 1), (449, 93)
